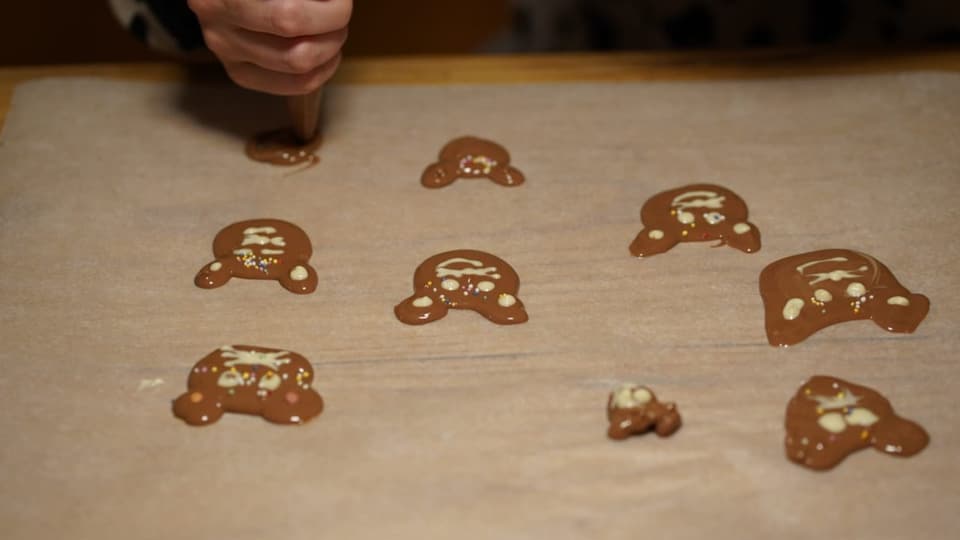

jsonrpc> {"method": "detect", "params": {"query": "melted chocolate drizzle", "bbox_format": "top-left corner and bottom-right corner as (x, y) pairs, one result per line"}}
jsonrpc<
(245, 128), (321, 167)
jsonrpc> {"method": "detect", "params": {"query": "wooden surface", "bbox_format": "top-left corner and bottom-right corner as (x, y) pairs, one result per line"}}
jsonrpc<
(1, 54), (959, 539)
(3, 49), (960, 127)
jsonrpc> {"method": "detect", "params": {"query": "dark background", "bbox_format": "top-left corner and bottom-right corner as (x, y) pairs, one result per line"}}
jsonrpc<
(3, 1), (959, 66)
(0, 1), (512, 65)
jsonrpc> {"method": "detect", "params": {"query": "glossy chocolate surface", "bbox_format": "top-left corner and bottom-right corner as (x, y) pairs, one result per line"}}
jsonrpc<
(421, 136), (525, 188)
(195, 218), (318, 294)
(607, 384), (681, 440)
(785, 375), (928, 470)
(629, 184), (760, 257)
(760, 249), (929, 346)
(173, 345), (324, 426)
(395, 249), (528, 325)
(245, 128), (321, 166)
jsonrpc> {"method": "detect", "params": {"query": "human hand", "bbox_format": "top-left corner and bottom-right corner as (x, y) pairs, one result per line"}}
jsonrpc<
(187, 0), (352, 95)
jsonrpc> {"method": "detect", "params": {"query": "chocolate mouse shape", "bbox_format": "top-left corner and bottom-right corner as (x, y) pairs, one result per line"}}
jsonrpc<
(785, 375), (928, 470)
(607, 384), (681, 440)
(195, 219), (319, 294)
(421, 136), (525, 188)
(173, 345), (324, 426)
(759, 249), (929, 347)
(629, 184), (760, 257)
(395, 249), (528, 325)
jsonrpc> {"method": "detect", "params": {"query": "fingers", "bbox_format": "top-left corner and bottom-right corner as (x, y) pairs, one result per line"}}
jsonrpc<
(187, 0), (352, 94)
(191, 0), (353, 37)
(208, 25), (348, 74)
(224, 53), (342, 95)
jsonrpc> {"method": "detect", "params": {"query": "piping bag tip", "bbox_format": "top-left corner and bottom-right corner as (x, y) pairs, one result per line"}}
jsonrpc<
(287, 88), (324, 142)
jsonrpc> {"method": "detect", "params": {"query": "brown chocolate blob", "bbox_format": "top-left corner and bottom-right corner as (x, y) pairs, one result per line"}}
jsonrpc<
(173, 345), (324, 426)
(629, 184), (761, 258)
(195, 218), (318, 294)
(421, 136), (525, 188)
(759, 249), (929, 347)
(395, 249), (528, 325)
(607, 384), (681, 440)
(245, 128), (321, 166)
(785, 375), (928, 471)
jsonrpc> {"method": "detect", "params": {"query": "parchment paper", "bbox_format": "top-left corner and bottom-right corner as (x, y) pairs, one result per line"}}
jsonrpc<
(0, 74), (958, 540)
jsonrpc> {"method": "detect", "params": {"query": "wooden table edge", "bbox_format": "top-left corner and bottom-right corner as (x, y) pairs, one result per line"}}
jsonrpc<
(2, 49), (960, 128)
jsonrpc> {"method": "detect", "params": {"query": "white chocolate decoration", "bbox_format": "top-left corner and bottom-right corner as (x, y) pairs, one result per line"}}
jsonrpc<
(261, 249), (285, 255)
(412, 296), (433, 308)
(242, 234), (286, 247)
(733, 222), (751, 234)
(210, 262), (223, 272)
(498, 293), (517, 307)
(648, 229), (664, 240)
(807, 388), (861, 410)
(233, 248), (254, 256)
(796, 257), (872, 286)
(782, 298), (805, 321)
(887, 296), (910, 306)
(845, 407), (879, 427)
(814, 289), (833, 302)
(435, 257), (501, 280)
(671, 190), (726, 210)
(807, 268), (866, 286)
(441, 279), (460, 291)
(217, 371), (244, 388)
(677, 211), (695, 224)
(476, 281), (496, 292)
(796, 257), (849, 274)
(289, 266), (309, 282)
(243, 226), (277, 235)
(612, 384), (653, 408)
(846, 282), (867, 298)
(219, 346), (291, 370)
(817, 413), (847, 434)
(815, 405), (879, 435)
(703, 212), (726, 225)
(258, 372), (282, 391)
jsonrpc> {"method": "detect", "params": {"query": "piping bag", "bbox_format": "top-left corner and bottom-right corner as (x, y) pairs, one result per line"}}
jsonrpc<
(287, 87), (323, 142)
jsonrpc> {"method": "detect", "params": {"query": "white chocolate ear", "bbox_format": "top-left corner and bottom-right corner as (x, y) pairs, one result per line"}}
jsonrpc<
(258, 372), (282, 391)
(412, 296), (433, 307)
(845, 407), (879, 427)
(476, 281), (496, 292)
(217, 371), (243, 388)
(818, 412), (847, 433)
(629, 228), (680, 257)
(782, 298), (805, 320)
(441, 279), (460, 291)
(846, 282), (866, 297)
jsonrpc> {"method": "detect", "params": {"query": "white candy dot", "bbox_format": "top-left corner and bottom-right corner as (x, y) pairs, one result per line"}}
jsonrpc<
(648, 229), (664, 240)
(412, 296), (433, 308)
(289, 266), (309, 281)
(210, 262), (222, 272)
(498, 293), (517, 308)
(846, 282), (866, 298)
(733, 223), (751, 235)
(887, 296), (910, 306)
(813, 289), (833, 302)
(441, 279), (460, 291)
(476, 281), (496, 292)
